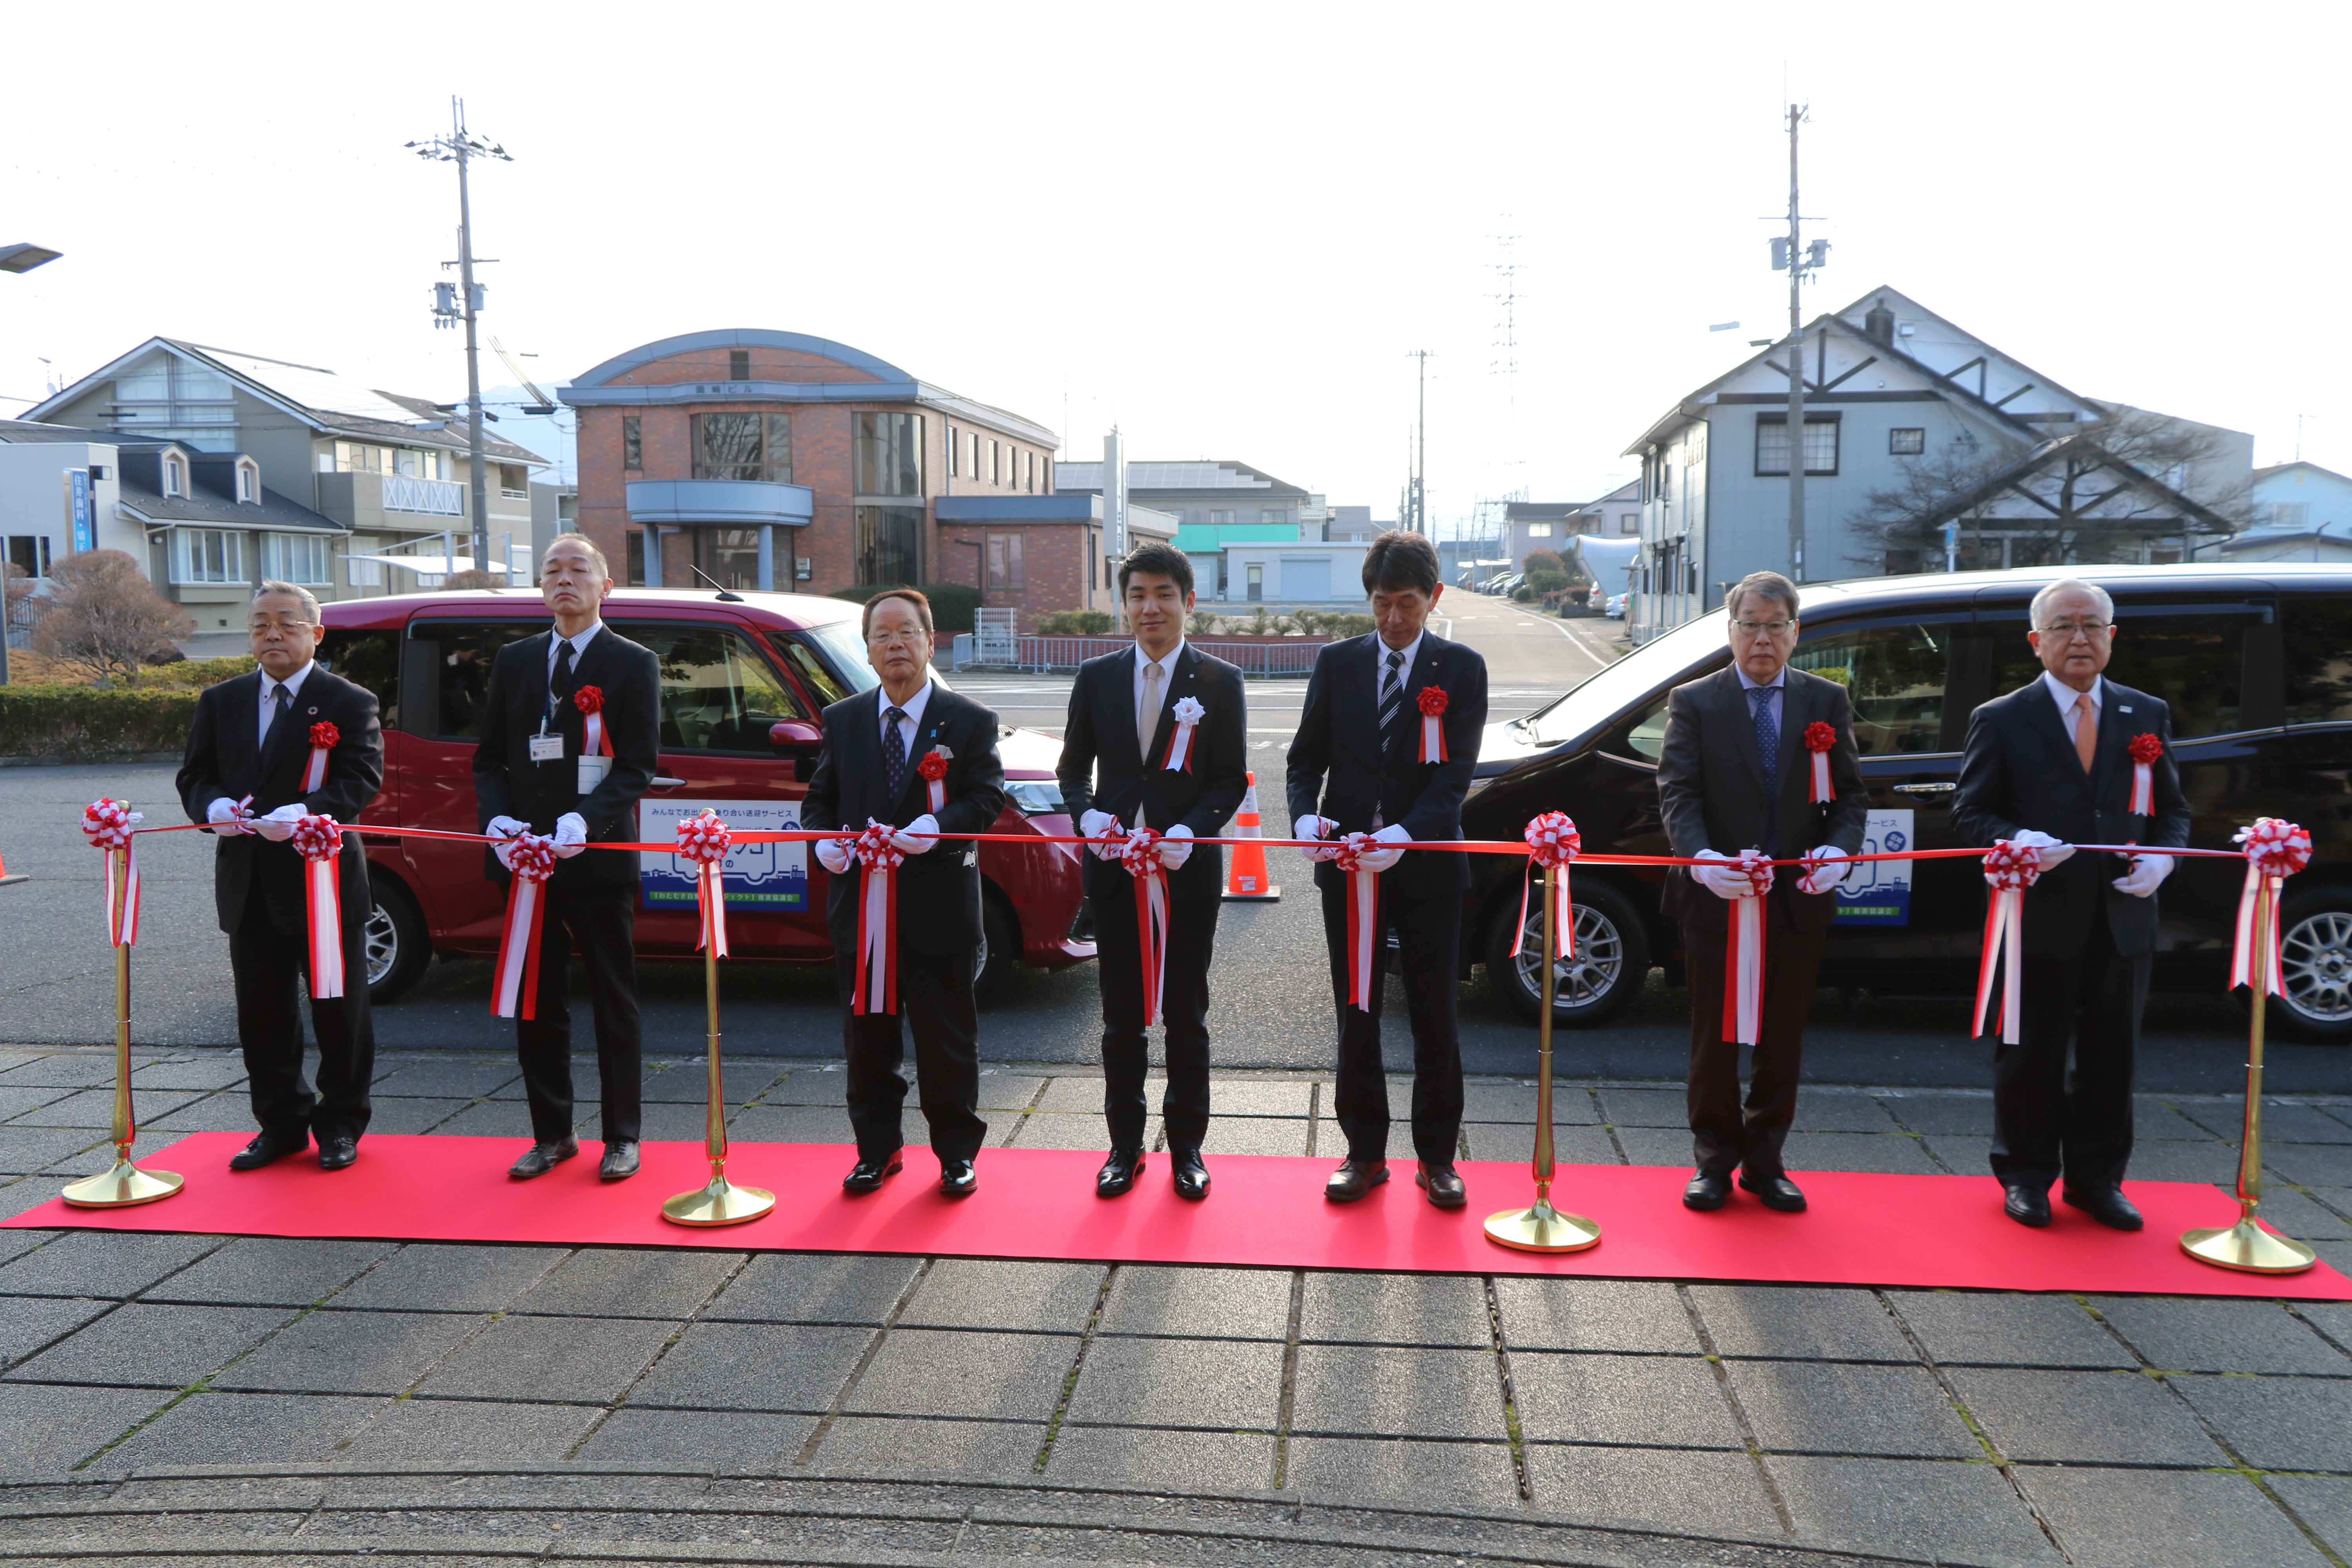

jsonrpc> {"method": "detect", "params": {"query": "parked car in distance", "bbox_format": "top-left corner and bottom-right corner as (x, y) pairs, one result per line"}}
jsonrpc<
(1605, 593), (1629, 619)
(1459, 565), (2352, 1042)
(314, 588), (1093, 1006)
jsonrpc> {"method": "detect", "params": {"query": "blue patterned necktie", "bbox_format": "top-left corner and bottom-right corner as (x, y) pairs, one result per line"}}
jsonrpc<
(1377, 648), (1405, 757)
(1751, 686), (1780, 856)
(266, 682), (292, 741)
(882, 707), (908, 804)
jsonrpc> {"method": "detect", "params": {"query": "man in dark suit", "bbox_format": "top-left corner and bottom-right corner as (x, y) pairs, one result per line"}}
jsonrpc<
(804, 588), (1007, 1197)
(1287, 530), (1487, 1207)
(1656, 570), (1868, 1214)
(474, 534), (662, 1182)
(1056, 541), (1249, 1200)
(1953, 577), (2189, 1231)
(178, 581), (383, 1172)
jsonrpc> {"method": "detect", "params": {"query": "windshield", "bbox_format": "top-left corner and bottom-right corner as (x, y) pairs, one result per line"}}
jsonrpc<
(793, 618), (881, 700)
(1521, 613), (1731, 748)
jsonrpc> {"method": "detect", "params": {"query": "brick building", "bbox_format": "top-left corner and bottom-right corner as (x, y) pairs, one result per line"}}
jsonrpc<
(562, 329), (1061, 597)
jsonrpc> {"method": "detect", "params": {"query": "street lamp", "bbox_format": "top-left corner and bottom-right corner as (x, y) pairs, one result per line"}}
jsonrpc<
(0, 243), (61, 274)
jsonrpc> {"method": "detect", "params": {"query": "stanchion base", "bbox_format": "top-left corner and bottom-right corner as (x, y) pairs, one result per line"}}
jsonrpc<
(1483, 1200), (1601, 1254)
(661, 1176), (775, 1228)
(60, 1159), (184, 1209)
(2180, 1217), (2317, 1275)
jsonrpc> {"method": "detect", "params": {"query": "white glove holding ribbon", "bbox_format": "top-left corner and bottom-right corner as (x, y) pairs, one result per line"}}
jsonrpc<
(1691, 848), (1752, 900)
(2112, 851), (2174, 898)
(813, 836), (854, 875)
(1357, 822), (1410, 873)
(485, 815), (528, 841)
(892, 813), (940, 855)
(2010, 828), (2074, 869)
(1158, 822), (1194, 870)
(553, 812), (589, 858)
(1079, 809), (1125, 861)
(207, 797), (253, 835)
(254, 803), (307, 842)
(1798, 845), (1851, 895)
(1294, 814), (1342, 862)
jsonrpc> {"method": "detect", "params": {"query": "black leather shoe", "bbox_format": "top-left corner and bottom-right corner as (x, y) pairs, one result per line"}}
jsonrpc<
(1096, 1149), (1145, 1198)
(599, 1142), (641, 1181)
(1415, 1161), (1466, 1209)
(508, 1138), (579, 1180)
(1739, 1170), (1808, 1212)
(1170, 1147), (1210, 1201)
(843, 1152), (904, 1193)
(316, 1136), (358, 1172)
(938, 1159), (978, 1196)
(1683, 1170), (1732, 1211)
(2003, 1183), (2053, 1228)
(2062, 1184), (2144, 1232)
(1324, 1158), (1389, 1202)
(229, 1132), (309, 1171)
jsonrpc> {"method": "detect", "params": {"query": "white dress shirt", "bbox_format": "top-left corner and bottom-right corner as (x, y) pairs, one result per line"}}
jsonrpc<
(1734, 663), (1787, 730)
(546, 621), (603, 682)
(880, 679), (933, 756)
(258, 661), (316, 747)
(1133, 639), (1185, 722)
(1373, 631), (1424, 706)
(2042, 671), (2104, 743)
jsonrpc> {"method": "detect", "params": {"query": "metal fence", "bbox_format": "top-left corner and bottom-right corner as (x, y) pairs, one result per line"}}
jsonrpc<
(949, 634), (1327, 677)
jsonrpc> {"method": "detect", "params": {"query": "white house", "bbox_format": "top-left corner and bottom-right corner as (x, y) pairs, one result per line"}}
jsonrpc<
(2216, 462), (2352, 563)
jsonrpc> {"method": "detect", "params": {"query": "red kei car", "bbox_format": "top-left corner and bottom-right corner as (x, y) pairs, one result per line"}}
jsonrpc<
(314, 588), (1093, 1004)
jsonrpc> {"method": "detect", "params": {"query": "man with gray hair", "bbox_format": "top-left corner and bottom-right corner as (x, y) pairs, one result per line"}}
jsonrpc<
(177, 581), (384, 1171)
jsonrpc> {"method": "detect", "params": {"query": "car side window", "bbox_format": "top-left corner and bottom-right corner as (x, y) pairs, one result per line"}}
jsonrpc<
(2283, 599), (2352, 723)
(1788, 622), (1952, 755)
(418, 622), (544, 740)
(1624, 692), (1672, 759)
(318, 628), (400, 730)
(1985, 607), (2254, 739)
(623, 624), (806, 752)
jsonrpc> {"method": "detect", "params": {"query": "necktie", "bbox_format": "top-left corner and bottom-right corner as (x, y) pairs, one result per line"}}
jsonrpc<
(265, 682), (291, 741)
(1138, 661), (1164, 764)
(882, 707), (909, 804)
(550, 639), (575, 717)
(1377, 649), (1405, 757)
(1751, 686), (1781, 857)
(2074, 692), (2098, 773)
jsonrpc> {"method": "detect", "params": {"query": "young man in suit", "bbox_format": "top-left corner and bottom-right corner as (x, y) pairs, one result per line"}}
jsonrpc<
(1953, 578), (2190, 1231)
(178, 581), (384, 1172)
(474, 534), (662, 1182)
(1055, 541), (1249, 1200)
(1655, 571), (1868, 1213)
(804, 589), (1007, 1197)
(1287, 530), (1487, 1207)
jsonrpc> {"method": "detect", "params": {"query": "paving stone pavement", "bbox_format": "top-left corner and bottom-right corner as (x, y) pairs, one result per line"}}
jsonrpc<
(0, 1044), (2347, 1566)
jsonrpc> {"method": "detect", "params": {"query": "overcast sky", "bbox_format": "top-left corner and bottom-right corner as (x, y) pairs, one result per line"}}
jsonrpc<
(4, 2), (2345, 534)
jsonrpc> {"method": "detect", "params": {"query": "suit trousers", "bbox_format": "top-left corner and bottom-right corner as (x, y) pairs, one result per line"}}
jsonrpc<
(1094, 887), (1218, 1151)
(231, 879), (374, 1142)
(1321, 880), (1464, 1164)
(836, 949), (987, 1164)
(515, 882), (642, 1146)
(1680, 895), (1826, 1178)
(1992, 900), (2145, 1193)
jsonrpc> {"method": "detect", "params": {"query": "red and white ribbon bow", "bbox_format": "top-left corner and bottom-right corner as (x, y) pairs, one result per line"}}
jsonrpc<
(1973, 839), (2045, 1044)
(289, 814), (346, 999)
(1120, 827), (1171, 1023)
(917, 748), (950, 813)
(1721, 850), (1774, 1046)
(1417, 686), (1449, 764)
(1161, 697), (1206, 772)
(80, 799), (144, 947)
(675, 810), (733, 960)
(849, 822), (904, 1014)
(303, 721), (339, 793)
(491, 833), (557, 1019)
(574, 685), (612, 759)
(2231, 817), (2312, 996)
(2127, 732), (2161, 817)
(1514, 811), (1581, 961)
(1803, 721), (1837, 804)
(1333, 832), (1385, 1011)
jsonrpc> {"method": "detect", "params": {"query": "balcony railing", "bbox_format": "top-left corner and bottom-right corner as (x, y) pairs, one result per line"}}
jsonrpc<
(382, 474), (465, 516)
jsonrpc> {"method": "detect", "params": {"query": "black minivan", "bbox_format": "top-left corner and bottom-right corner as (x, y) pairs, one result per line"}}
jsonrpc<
(1463, 564), (2352, 1042)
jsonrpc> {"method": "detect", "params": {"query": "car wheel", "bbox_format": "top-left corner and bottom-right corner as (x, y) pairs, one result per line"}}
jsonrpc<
(974, 893), (1019, 1005)
(1487, 876), (1651, 1026)
(2270, 887), (2352, 1044)
(364, 879), (430, 1005)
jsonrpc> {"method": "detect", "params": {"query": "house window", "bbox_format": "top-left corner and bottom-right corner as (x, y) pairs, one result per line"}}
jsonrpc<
(236, 461), (260, 503)
(625, 530), (646, 587)
(968, 431), (980, 479)
(622, 416), (642, 471)
(1889, 427), (1926, 456)
(691, 412), (794, 484)
(1755, 415), (1840, 476)
(1526, 521), (1553, 537)
(692, 527), (762, 592)
(1025, 450), (1035, 493)
(855, 413), (924, 496)
(261, 534), (332, 586)
(728, 348), (751, 381)
(334, 442), (388, 474)
(2265, 502), (2310, 529)
(6, 535), (53, 580)
(855, 504), (922, 584)
(346, 554), (383, 588)
(172, 528), (243, 584)
(989, 440), (1001, 486)
(1261, 509), (1289, 527)
(1209, 510), (1236, 528)
(1245, 563), (1263, 602)
(947, 426), (958, 478)
(985, 532), (1025, 590)
(162, 455), (187, 497)
(1619, 513), (1638, 535)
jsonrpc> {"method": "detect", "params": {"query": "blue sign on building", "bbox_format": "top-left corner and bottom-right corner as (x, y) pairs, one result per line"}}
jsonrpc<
(68, 469), (93, 553)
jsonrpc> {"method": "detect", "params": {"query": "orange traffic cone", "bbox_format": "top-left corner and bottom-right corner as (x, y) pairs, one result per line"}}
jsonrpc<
(0, 846), (22, 887)
(1222, 771), (1280, 901)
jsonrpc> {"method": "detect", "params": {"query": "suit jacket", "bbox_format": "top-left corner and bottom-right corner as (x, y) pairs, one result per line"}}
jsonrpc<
(1655, 666), (1869, 934)
(1951, 677), (2190, 958)
(473, 626), (662, 891)
(802, 679), (1007, 956)
(177, 666), (383, 938)
(1055, 643), (1249, 904)
(1285, 631), (1488, 895)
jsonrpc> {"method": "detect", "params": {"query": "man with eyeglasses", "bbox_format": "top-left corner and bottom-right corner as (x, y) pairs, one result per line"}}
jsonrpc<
(178, 582), (384, 1172)
(1953, 578), (2189, 1232)
(1656, 571), (1867, 1214)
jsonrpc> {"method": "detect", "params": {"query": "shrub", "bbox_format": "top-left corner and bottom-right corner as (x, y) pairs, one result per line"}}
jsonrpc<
(143, 654), (257, 690)
(1033, 609), (1115, 635)
(1186, 610), (1225, 636)
(1322, 612), (1375, 638)
(1512, 584), (1537, 602)
(0, 684), (201, 759)
(31, 550), (193, 684)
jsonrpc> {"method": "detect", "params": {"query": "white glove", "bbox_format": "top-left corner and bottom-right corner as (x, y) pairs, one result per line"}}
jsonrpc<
(1357, 822), (1409, 873)
(2112, 851), (2174, 898)
(1080, 809), (1125, 861)
(1691, 848), (1752, 901)
(206, 798), (252, 835)
(1158, 822), (1194, 869)
(814, 837), (853, 875)
(1798, 845), (1851, 896)
(1295, 814), (1341, 863)
(2010, 829), (2074, 869)
(254, 803), (307, 842)
(485, 815), (528, 841)
(554, 812), (589, 859)
(892, 813), (940, 855)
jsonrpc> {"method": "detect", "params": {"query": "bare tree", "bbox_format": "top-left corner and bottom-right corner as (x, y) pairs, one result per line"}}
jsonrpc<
(32, 550), (195, 684)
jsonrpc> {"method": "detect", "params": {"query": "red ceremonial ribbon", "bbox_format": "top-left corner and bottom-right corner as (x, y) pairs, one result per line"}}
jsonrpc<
(849, 822), (904, 1014)
(575, 685), (612, 759)
(917, 748), (949, 815)
(1120, 828), (1171, 1023)
(1804, 720), (1837, 804)
(1161, 697), (1205, 773)
(1515, 811), (1581, 960)
(303, 721), (339, 793)
(675, 810), (732, 959)
(2127, 731), (2161, 817)
(1333, 833), (1385, 1011)
(491, 833), (557, 1019)
(1417, 686), (1449, 764)
(289, 813), (345, 999)
(2231, 817), (2312, 996)
(1972, 839), (2044, 1044)
(1722, 850), (1774, 1045)
(81, 799), (143, 947)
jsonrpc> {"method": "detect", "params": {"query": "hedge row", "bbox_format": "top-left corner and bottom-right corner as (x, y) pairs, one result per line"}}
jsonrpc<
(0, 684), (201, 759)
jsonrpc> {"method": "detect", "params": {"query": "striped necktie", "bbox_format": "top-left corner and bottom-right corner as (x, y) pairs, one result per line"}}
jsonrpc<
(1377, 648), (1405, 757)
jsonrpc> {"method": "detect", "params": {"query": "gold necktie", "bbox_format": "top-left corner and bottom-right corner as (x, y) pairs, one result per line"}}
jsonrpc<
(1136, 661), (1163, 830)
(2074, 692), (2097, 773)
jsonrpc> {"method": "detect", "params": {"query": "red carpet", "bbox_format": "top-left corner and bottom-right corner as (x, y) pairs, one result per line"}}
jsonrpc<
(11, 1132), (2347, 1300)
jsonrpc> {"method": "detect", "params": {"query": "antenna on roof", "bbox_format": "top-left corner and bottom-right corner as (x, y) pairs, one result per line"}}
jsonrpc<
(689, 565), (746, 601)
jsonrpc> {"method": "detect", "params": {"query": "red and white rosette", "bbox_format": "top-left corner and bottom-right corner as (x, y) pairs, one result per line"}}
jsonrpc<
(289, 814), (346, 999)
(2127, 732), (2161, 817)
(1514, 811), (1582, 961)
(1333, 832), (1385, 1012)
(574, 685), (612, 759)
(675, 810), (733, 960)
(1120, 827), (1171, 1023)
(303, 721), (339, 793)
(80, 798), (143, 948)
(2231, 817), (2312, 996)
(917, 748), (950, 813)
(849, 821), (904, 1014)
(1721, 850), (1774, 1046)
(1972, 839), (2044, 1045)
(490, 833), (557, 1019)
(1161, 696), (1206, 773)
(1417, 686), (1449, 764)
(1804, 720), (1837, 804)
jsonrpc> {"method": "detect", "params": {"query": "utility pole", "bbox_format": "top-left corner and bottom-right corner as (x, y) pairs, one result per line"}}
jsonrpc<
(1770, 104), (1828, 582)
(1406, 350), (1432, 534)
(411, 99), (511, 579)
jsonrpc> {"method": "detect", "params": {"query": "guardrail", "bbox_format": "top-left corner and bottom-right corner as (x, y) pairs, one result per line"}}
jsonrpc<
(951, 635), (1327, 677)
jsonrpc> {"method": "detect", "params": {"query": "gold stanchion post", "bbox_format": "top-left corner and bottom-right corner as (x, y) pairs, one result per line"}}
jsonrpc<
(661, 878), (774, 1227)
(62, 848), (182, 1209)
(2181, 871), (2314, 1274)
(1485, 863), (1600, 1253)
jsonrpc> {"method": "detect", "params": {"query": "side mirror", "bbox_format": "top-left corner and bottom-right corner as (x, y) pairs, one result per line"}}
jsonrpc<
(769, 719), (822, 754)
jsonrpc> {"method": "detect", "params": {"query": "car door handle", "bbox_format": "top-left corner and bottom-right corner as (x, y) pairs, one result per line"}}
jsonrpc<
(1892, 782), (1955, 797)
(650, 775), (687, 789)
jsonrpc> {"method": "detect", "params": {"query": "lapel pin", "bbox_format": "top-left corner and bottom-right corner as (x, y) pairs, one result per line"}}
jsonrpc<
(2118, 705), (2134, 713)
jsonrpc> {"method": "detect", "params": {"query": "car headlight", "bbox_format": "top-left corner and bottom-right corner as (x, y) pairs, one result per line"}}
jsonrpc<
(1004, 779), (1066, 816)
